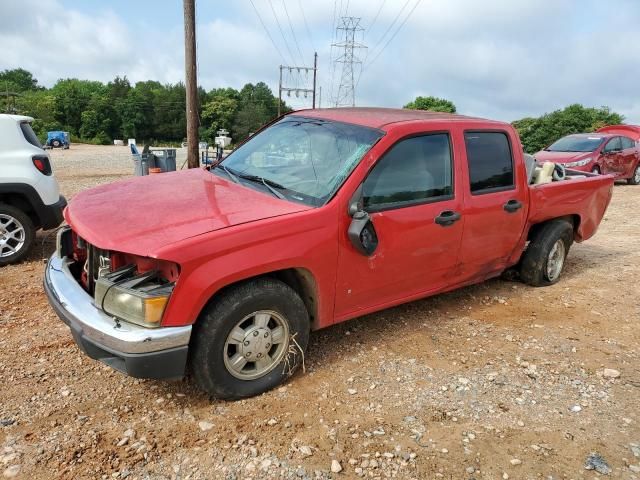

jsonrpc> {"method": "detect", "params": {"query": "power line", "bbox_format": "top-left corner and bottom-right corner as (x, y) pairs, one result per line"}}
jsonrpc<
(282, 0), (305, 63)
(366, 0), (386, 32)
(364, 0), (421, 71)
(267, 0), (297, 65)
(298, 0), (316, 53)
(367, 0), (411, 57)
(328, 0), (340, 104)
(248, 0), (287, 64)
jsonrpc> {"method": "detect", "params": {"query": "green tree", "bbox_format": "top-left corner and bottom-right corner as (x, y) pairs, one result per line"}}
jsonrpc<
(201, 88), (239, 142)
(404, 96), (457, 113)
(0, 68), (41, 92)
(513, 104), (624, 153)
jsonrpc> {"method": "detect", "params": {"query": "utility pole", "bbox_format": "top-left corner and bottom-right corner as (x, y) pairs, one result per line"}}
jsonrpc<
(183, 0), (199, 168)
(312, 52), (318, 109)
(332, 17), (366, 107)
(278, 53), (318, 114)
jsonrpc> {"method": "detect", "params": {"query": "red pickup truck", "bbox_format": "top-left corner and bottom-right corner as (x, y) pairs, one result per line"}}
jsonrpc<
(44, 108), (613, 399)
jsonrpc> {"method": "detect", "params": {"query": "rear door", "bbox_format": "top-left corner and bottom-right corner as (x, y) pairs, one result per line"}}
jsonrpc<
(619, 136), (637, 178)
(458, 130), (528, 279)
(334, 131), (464, 318)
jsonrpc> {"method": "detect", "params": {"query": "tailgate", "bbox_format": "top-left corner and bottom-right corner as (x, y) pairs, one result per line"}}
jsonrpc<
(528, 175), (614, 242)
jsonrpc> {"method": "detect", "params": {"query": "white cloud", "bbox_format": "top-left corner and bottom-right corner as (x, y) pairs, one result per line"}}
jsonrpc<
(1, 0), (639, 123)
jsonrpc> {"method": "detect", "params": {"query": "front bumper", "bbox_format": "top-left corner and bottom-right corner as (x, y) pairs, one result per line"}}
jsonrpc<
(44, 251), (192, 380)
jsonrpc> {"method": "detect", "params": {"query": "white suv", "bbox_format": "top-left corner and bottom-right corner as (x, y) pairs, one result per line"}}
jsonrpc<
(0, 114), (66, 265)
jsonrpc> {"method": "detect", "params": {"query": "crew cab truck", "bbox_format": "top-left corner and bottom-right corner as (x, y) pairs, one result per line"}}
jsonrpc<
(0, 114), (66, 265)
(44, 108), (613, 399)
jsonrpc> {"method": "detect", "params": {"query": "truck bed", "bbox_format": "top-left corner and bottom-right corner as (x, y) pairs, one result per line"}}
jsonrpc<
(527, 173), (614, 242)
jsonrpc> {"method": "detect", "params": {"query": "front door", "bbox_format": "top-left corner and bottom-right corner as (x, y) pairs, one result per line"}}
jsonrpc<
(619, 136), (637, 178)
(459, 130), (528, 279)
(335, 132), (464, 319)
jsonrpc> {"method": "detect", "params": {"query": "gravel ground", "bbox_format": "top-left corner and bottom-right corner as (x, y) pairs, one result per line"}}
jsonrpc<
(1, 144), (639, 479)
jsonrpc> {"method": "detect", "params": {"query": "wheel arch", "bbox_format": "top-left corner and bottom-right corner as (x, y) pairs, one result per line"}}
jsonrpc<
(196, 267), (320, 330)
(0, 188), (40, 228)
(527, 214), (580, 242)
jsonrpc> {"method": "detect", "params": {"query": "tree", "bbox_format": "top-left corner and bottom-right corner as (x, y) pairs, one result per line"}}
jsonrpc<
(0, 68), (41, 92)
(404, 96), (456, 113)
(201, 88), (239, 142)
(513, 104), (624, 153)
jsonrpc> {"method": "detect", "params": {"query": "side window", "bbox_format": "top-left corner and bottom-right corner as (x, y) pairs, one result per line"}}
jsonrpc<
(363, 133), (453, 211)
(603, 137), (622, 152)
(621, 137), (635, 150)
(465, 132), (514, 194)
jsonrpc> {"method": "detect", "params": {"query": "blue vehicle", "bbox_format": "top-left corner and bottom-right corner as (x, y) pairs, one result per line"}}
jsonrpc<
(46, 131), (70, 149)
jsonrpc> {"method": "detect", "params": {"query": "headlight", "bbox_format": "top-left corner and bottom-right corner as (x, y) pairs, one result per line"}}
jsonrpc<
(94, 265), (174, 328)
(565, 158), (592, 167)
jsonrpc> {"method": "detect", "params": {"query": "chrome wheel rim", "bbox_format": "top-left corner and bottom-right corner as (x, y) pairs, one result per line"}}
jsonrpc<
(546, 239), (566, 282)
(0, 214), (26, 258)
(223, 310), (289, 380)
(634, 166), (640, 184)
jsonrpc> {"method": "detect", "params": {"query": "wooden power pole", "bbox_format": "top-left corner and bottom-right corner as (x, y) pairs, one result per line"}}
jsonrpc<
(183, 0), (199, 168)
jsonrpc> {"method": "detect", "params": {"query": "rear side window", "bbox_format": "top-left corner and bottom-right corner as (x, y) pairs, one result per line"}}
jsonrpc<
(465, 132), (514, 194)
(20, 122), (42, 148)
(363, 133), (453, 211)
(621, 136), (635, 149)
(603, 137), (622, 152)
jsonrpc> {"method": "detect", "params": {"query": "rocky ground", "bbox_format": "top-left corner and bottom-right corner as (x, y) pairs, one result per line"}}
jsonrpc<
(1, 144), (639, 479)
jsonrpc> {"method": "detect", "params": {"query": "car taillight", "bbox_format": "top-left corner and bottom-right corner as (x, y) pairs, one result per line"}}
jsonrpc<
(32, 155), (52, 175)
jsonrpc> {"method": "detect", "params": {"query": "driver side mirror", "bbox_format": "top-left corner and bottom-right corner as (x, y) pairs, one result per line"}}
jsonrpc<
(347, 185), (379, 256)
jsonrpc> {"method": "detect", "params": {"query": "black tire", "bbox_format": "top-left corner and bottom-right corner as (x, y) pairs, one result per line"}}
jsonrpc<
(628, 164), (640, 185)
(190, 277), (310, 399)
(52, 139), (61, 148)
(0, 204), (36, 266)
(520, 220), (573, 287)
(591, 165), (601, 174)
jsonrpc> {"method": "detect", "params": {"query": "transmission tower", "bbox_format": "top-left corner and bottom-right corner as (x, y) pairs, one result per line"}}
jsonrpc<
(332, 17), (366, 107)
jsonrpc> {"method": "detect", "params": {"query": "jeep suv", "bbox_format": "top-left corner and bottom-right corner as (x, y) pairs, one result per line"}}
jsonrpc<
(0, 114), (66, 265)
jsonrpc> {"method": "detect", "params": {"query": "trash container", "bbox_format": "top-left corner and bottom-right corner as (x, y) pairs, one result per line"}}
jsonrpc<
(151, 149), (177, 172)
(133, 153), (156, 176)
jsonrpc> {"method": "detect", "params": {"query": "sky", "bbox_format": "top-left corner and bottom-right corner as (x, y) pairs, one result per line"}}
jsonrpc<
(1, 0), (639, 123)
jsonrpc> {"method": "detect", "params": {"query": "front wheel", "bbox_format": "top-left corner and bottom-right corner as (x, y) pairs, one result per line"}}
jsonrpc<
(628, 164), (640, 185)
(0, 204), (35, 266)
(591, 165), (601, 175)
(190, 278), (310, 399)
(520, 220), (573, 287)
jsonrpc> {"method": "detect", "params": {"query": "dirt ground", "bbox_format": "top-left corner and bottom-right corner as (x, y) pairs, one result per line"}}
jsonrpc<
(1, 144), (639, 480)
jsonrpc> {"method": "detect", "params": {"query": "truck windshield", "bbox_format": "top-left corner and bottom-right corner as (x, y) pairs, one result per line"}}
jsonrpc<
(217, 116), (383, 206)
(546, 135), (604, 152)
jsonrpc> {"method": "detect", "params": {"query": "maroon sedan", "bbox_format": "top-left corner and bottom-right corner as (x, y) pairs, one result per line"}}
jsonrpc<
(535, 129), (640, 184)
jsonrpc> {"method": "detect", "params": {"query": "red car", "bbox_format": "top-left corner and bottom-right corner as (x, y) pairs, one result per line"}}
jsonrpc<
(535, 127), (640, 184)
(44, 108), (613, 399)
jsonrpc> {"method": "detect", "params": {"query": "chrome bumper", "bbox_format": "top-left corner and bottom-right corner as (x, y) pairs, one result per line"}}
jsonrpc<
(44, 250), (192, 379)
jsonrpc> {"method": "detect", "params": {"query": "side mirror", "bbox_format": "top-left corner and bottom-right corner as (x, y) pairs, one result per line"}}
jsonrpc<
(347, 185), (378, 256)
(348, 211), (379, 256)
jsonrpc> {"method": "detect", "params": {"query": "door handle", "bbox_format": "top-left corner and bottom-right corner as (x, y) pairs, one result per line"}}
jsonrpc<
(434, 210), (461, 227)
(503, 199), (522, 213)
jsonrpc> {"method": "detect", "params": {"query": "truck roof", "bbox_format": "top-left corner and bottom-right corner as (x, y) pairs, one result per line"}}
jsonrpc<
(0, 113), (34, 123)
(292, 107), (505, 129)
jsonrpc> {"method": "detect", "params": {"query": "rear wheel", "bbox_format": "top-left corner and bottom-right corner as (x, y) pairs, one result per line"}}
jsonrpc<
(190, 278), (310, 399)
(628, 164), (640, 185)
(51, 139), (61, 148)
(520, 220), (573, 287)
(0, 204), (35, 266)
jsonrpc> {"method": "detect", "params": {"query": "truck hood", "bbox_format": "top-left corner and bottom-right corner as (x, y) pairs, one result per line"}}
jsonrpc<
(64, 168), (312, 257)
(534, 151), (593, 163)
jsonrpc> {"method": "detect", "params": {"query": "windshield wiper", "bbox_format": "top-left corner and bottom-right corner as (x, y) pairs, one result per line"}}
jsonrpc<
(233, 171), (287, 200)
(216, 164), (239, 183)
